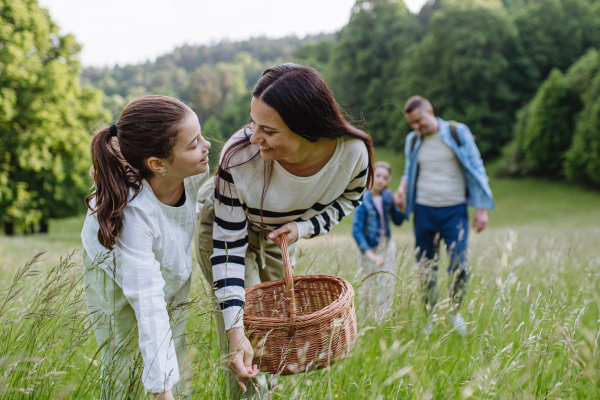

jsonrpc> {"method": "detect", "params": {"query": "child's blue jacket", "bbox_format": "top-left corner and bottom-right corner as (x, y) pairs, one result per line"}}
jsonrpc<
(400, 117), (495, 220)
(352, 189), (404, 253)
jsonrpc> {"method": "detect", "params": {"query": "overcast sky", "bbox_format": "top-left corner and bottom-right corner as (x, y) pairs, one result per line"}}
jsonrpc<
(38, 0), (428, 68)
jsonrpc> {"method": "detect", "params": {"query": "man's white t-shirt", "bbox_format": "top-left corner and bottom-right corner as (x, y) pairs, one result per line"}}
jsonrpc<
(416, 132), (467, 207)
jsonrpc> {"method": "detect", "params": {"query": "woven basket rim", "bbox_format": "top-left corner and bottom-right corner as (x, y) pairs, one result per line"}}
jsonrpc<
(244, 274), (354, 325)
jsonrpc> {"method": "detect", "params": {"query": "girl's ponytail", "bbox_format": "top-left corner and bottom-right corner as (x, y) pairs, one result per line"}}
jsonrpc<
(86, 126), (143, 250)
(85, 95), (192, 250)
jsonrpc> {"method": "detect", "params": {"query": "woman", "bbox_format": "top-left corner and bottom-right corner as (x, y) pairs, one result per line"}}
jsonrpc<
(352, 161), (404, 315)
(81, 95), (211, 399)
(195, 63), (375, 399)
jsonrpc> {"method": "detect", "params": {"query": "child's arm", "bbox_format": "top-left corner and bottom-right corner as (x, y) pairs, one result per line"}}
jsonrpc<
(118, 207), (179, 395)
(390, 203), (404, 226)
(387, 190), (404, 226)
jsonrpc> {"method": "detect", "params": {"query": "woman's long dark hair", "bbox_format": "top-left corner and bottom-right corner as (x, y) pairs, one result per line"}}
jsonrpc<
(86, 95), (192, 250)
(216, 63), (375, 213)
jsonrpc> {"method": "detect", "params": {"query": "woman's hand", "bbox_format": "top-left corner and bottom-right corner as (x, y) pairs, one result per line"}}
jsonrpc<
(269, 221), (298, 247)
(154, 390), (174, 400)
(228, 326), (259, 392)
(366, 250), (384, 267)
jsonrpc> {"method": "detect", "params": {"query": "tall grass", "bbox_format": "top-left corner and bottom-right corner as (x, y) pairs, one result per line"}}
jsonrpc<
(1, 224), (598, 399)
(0, 154), (599, 399)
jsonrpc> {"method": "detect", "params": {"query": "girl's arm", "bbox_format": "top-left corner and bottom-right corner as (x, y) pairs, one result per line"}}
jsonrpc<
(388, 192), (404, 226)
(211, 169), (249, 332)
(118, 207), (179, 395)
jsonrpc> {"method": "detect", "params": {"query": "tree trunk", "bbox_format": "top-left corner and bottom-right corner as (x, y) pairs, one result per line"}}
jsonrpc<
(4, 221), (14, 236)
(40, 220), (49, 234)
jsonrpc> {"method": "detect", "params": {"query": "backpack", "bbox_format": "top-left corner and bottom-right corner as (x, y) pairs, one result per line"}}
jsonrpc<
(411, 120), (460, 151)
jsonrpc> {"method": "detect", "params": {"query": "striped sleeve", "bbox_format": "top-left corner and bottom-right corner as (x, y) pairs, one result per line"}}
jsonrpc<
(211, 169), (248, 331)
(296, 160), (369, 240)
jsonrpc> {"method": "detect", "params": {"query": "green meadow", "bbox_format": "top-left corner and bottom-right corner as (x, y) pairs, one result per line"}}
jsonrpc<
(1, 149), (599, 399)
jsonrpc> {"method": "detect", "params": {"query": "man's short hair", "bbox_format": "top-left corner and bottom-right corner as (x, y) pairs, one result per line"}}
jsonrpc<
(404, 96), (433, 114)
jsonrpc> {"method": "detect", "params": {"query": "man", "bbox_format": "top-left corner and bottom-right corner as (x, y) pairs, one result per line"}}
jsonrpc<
(394, 96), (495, 335)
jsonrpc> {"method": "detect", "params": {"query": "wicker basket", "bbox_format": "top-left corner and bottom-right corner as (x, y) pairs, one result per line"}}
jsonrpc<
(244, 233), (357, 376)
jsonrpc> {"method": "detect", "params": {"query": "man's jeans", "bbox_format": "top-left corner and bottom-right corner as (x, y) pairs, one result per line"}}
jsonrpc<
(413, 203), (469, 312)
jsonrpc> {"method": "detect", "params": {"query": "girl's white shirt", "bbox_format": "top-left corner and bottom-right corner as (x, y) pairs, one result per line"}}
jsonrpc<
(80, 171), (209, 394)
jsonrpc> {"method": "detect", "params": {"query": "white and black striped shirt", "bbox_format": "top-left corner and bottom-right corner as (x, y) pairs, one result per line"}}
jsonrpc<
(211, 129), (369, 330)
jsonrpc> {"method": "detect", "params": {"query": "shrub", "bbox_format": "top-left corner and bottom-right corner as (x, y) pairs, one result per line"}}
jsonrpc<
(521, 69), (582, 176)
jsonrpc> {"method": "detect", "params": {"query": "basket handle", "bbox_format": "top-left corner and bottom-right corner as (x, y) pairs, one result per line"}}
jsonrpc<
(280, 233), (296, 335)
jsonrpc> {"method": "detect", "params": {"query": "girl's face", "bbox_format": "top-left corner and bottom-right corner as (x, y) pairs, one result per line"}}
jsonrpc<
(372, 166), (391, 193)
(249, 97), (305, 162)
(163, 112), (211, 178)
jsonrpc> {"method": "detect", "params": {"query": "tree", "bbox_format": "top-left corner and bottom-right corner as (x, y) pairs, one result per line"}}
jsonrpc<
(398, 0), (539, 157)
(327, 0), (425, 145)
(519, 69), (582, 176)
(564, 63), (600, 186)
(0, 0), (108, 234)
(514, 0), (600, 81)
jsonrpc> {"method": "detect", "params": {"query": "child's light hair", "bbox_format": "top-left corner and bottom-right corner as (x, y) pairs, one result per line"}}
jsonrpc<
(373, 161), (392, 189)
(374, 161), (392, 176)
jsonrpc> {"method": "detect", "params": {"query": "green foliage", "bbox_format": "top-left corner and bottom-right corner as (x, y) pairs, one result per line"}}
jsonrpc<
(498, 49), (600, 182)
(564, 75), (600, 186)
(328, 0), (425, 145)
(399, 0), (539, 157)
(495, 104), (530, 177)
(293, 40), (335, 72)
(0, 0), (108, 233)
(520, 69), (581, 175)
(514, 0), (600, 80)
(82, 35), (334, 126)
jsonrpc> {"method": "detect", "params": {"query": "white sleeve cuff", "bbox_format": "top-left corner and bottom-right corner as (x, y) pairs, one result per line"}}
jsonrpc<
(223, 306), (244, 331)
(296, 220), (312, 240)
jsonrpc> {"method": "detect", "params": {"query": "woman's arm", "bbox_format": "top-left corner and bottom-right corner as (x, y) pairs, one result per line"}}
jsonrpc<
(212, 170), (259, 391)
(211, 169), (249, 331)
(294, 157), (369, 241)
(118, 208), (179, 395)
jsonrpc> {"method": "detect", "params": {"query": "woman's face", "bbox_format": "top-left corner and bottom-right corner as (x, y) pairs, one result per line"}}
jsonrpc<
(373, 166), (391, 193)
(164, 112), (211, 178)
(249, 97), (304, 162)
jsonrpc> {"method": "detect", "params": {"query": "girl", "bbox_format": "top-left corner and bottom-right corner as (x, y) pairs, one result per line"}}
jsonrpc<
(352, 161), (404, 314)
(81, 95), (211, 399)
(194, 63), (375, 399)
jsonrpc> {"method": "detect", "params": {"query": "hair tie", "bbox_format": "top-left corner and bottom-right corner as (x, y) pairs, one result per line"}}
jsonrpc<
(109, 124), (117, 137)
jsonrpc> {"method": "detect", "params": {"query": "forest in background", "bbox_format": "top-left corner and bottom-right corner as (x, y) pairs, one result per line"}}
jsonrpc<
(83, 0), (600, 184)
(2, 0), (600, 233)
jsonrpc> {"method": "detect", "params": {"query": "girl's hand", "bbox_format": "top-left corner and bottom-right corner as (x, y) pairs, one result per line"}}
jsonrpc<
(227, 326), (259, 392)
(366, 250), (384, 267)
(269, 222), (298, 247)
(154, 390), (174, 400)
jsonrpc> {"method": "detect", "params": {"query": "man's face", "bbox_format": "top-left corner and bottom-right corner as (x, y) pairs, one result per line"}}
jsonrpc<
(404, 107), (437, 136)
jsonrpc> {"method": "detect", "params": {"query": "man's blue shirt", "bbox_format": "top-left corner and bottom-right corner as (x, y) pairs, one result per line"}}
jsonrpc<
(400, 117), (495, 220)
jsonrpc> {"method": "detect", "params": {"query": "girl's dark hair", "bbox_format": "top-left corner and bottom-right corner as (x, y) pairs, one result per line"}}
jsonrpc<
(86, 95), (192, 250)
(216, 63), (375, 214)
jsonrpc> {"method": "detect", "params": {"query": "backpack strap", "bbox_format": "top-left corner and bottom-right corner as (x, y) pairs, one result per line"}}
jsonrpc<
(411, 120), (461, 150)
(410, 132), (420, 151)
(449, 120), (461, 147)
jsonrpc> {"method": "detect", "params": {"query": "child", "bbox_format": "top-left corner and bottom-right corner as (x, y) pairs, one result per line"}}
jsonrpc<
(81, 95), (211, 400)
(352, 161), (404, 314)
